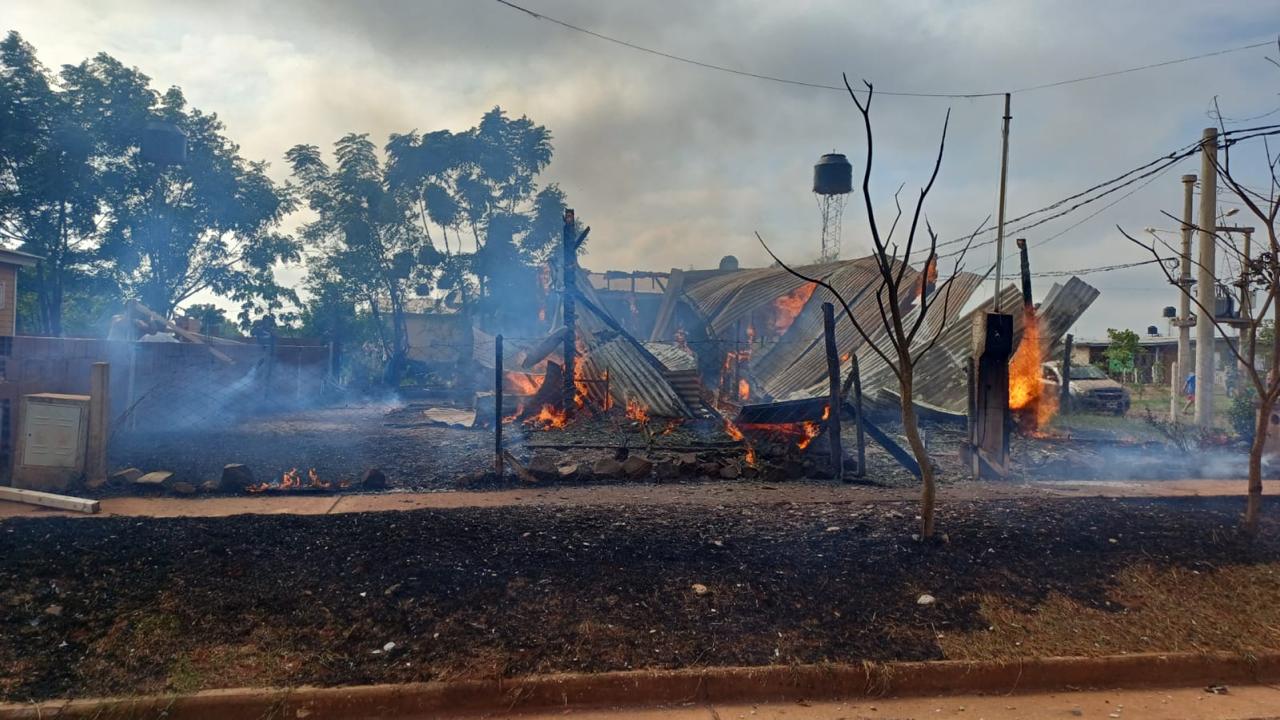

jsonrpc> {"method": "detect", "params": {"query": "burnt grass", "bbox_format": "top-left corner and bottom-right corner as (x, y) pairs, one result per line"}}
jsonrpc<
(2, 496), (1279, 701)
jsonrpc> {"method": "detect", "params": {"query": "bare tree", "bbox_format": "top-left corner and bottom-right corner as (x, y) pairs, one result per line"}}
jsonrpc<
(1123, 119), (1280, 535)
(758, 76), (979, 539)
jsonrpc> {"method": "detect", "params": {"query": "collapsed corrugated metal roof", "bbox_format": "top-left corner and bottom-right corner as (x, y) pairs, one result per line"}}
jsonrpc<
(870, 277), (1100, 414)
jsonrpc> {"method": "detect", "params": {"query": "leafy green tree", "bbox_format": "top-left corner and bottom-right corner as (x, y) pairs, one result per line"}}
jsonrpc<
(0, 31), (105, 335)
(87, 76), (299, 319)
(384, 107), (566, 329)
(287, 134), (433, 384)
(1104, 328), (1140, 376)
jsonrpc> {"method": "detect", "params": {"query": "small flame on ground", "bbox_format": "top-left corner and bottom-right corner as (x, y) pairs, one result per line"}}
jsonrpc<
(526, 404), (568, 429)
(626, 398), (649, 424)
(246, 467), (330, 493)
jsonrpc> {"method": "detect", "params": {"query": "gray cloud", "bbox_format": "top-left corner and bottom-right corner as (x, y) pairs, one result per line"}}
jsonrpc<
(6, 0), (1279, 337)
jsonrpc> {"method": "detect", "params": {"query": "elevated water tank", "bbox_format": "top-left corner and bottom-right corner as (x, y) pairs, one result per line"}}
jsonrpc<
(718, 255), (739, 271)
(1162, 306), (1177, 318)
(813, 153), (853, 195)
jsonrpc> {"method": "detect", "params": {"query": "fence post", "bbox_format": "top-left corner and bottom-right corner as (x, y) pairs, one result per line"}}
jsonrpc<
(495, 334), (504, 477)
(822, 303), (843, 480)
(87, 362), (109, 485)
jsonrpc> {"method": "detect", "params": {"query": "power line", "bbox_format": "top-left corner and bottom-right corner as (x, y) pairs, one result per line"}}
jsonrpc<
(495, 0), (1276, 99)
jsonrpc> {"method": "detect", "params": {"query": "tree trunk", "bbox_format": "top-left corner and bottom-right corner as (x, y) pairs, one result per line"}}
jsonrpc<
(1246, 395), (1273, 534)
(896, 367), (935, 538)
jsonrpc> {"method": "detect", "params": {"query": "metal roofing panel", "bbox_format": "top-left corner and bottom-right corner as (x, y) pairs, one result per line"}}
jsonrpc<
(584, 336), (692, 417)
(644, 341), (698, 372)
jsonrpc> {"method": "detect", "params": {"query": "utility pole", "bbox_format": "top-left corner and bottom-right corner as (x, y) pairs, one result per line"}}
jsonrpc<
(1173, 173), (1196, 421)
(993, 93), (1012, 311)
(562, 208), (577, 416)
(1194, 128), (1218, 428)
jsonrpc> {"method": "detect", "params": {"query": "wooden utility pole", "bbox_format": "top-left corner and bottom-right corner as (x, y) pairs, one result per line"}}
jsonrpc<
(822, 303), (843, 479)
(495, 334), (503, 477)
(993, 93), (1012, 311)
(1174, 173), (1196, 421)
(1195, 128), (1218, 428)
(562, 209), (577, 416)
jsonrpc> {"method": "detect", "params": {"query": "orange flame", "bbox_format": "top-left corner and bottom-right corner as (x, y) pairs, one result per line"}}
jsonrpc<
(773, 282), (817, 334)
(723, 418), (745, 441)
(527, 404), (568, 429)
(796, 422), (822, 450)
(723, 418), (756, 466)
(821, 404), (830, 421)
(626, 398), (649, 424)
(1008, 309), (1058, 430)
(738, 378), (750, 401)
(918, 256), (939, 299)
(506, 372), (543, 396)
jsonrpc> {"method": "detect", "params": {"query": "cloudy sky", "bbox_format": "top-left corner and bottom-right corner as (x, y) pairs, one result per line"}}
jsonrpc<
(5, 0), (1279, 337)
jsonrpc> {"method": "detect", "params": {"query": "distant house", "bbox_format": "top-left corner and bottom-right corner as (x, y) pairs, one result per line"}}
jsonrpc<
(1071, 332), (1243, 386)
(0, 249), (41, 337)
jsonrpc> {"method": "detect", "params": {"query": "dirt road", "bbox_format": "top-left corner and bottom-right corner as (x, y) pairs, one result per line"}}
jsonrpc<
(485, 684), (1280, 720)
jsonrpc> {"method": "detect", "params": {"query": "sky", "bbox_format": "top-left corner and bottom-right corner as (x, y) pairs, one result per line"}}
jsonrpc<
(4, 0), (1279, 338)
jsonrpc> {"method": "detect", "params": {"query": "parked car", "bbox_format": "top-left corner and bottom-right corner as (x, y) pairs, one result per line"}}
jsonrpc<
(1040, 362), (1131, 415)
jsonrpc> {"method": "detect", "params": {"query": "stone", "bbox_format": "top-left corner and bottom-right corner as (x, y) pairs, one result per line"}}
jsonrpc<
(44, 604), (62, 617)
(84, 477), (108, 491)
(557, 463), (580, 479)
(361, 468), (389, 490)
(676, 452), (699, 467)
(621, 455), (654, 479)
(917, 593), (936, 606)
(528, 454), (558, 479)
(199, 480), (221, 494)
(220, 464), (256, 492)
(134, 471), (173, 488)
(170, 481), (197, 496)
(654, 461), (678, 480)
(718, 463), (741, 480)
(691, 583), (709, 596)
(109, 467), (143, 485)
(592, 458), (624, 478)
(698, 462), (721, 477)
(741, 465), (760, 479)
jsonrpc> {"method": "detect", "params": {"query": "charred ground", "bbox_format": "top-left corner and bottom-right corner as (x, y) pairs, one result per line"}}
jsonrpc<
(2, 495), (1277, 701)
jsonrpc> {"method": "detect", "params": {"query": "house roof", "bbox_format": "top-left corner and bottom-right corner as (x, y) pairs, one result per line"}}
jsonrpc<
(0, 248), (41, 268)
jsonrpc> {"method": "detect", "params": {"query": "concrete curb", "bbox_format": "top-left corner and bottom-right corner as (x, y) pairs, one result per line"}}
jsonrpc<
(2, 652), (1278, 719)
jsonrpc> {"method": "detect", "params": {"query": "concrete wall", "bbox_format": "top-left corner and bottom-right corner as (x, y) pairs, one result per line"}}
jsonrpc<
(0, 336), (329, 479)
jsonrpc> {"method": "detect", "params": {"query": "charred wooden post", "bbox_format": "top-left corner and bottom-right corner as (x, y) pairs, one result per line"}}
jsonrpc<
(1060, 333), (1073, 414)
(821, 303), (844, 479)
(522, 326), (570, 370)
(1017, 238), (1032, 306)
(495, 334), (504, 477)
(971, 312), (1013, 479)
(562, 209), (577, 416)
(850, 351), (866, 478)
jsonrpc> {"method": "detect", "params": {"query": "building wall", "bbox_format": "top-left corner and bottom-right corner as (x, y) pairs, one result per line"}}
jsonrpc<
(0, 265), (17, 337)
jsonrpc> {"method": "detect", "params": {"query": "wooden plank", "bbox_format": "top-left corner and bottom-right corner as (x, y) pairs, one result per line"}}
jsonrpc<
(0, 486), (100, 514)
(840, 400), (921, 478)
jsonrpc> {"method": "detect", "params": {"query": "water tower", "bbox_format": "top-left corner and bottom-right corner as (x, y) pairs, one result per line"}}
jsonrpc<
(813, 153), (853, 262)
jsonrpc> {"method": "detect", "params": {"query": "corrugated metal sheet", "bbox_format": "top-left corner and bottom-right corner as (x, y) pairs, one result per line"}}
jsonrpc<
(676, 256), (927, 401)
(644, 342), (698, 372)
(786, 271), (988, 403)
(864, 276), (1099, 414)
(582, 337), (690, 417)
